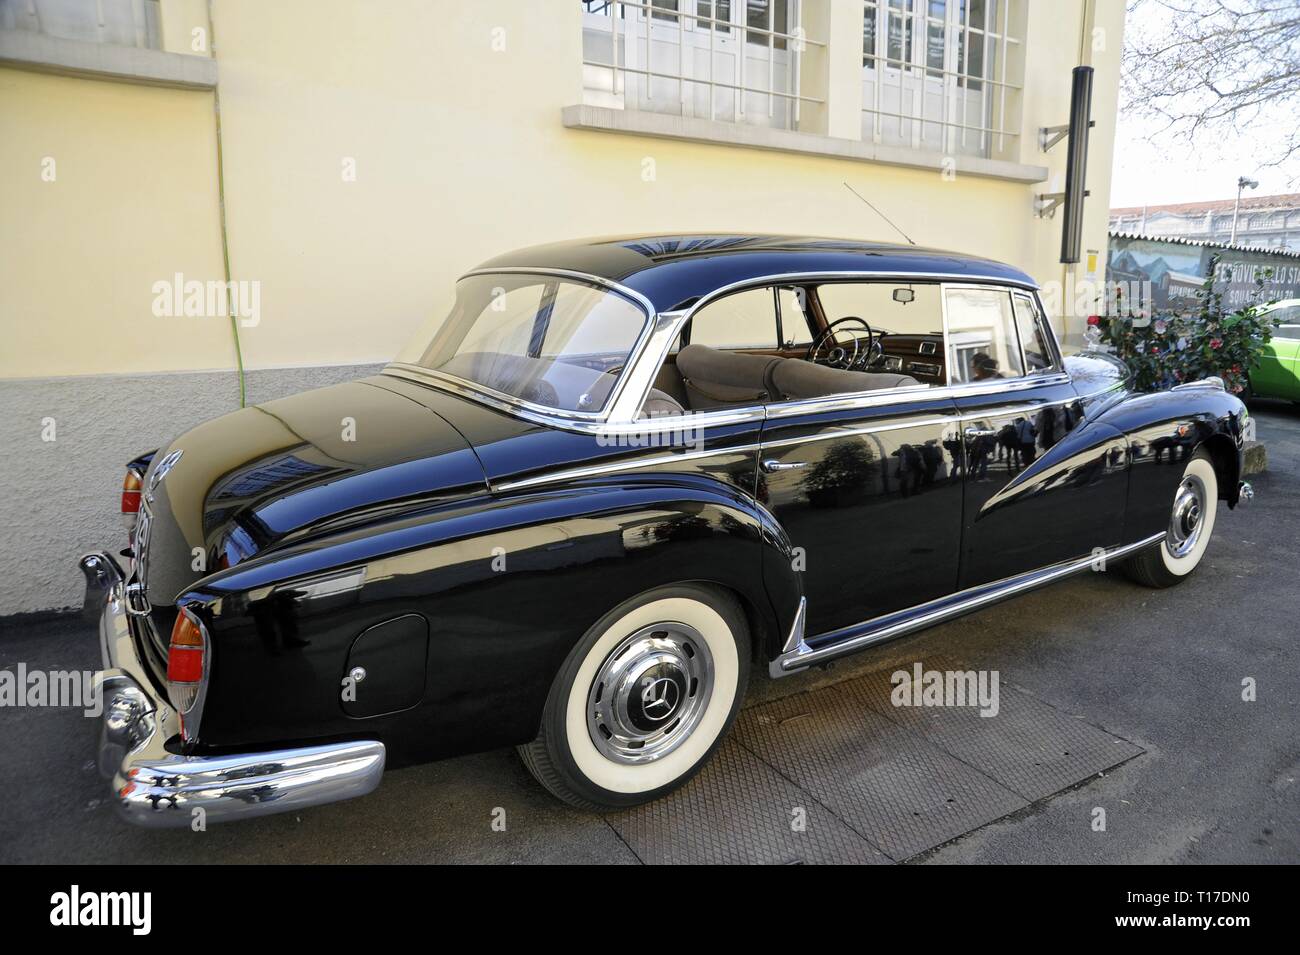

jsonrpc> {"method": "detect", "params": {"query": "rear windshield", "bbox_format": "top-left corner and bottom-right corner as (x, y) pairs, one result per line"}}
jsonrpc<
(396, 273), (649, 413)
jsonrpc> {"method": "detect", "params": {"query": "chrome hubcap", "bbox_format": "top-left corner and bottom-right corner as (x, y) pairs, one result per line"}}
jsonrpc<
(1167, 474), (1207, 559)
(587, 623), (713, 765)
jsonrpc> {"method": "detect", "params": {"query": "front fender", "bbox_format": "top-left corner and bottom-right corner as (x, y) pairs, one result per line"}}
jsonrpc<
(180, 475), (790, 765)
(1088, 385), (1248, 539)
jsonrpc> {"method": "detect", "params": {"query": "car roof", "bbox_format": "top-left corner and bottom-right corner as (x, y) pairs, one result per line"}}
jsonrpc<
(472, 233), (1039, 313)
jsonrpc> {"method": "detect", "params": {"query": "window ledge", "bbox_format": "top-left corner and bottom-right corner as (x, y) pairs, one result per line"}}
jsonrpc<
(0, 30), (216, 90)
(562, 104), (1048, 185)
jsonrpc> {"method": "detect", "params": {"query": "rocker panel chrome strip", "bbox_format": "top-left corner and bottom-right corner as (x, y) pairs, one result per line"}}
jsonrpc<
(769, 532), (1165, 678)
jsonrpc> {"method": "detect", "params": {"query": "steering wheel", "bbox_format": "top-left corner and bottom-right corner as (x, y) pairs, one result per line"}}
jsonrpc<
(807, 317), (878, 370)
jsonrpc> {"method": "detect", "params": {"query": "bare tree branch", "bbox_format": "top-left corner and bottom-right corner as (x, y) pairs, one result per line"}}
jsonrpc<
(1123, 0), (1300, 173)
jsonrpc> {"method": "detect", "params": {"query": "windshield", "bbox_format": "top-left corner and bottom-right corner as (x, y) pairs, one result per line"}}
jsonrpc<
(396, 273), (650, 414)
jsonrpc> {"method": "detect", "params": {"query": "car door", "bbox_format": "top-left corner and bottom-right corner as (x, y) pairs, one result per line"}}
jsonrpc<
(946, 285), (1127, 588)
(1280, 323), (1300, 399)
(758, 280), (963, 639)
(1254, 307), (1300, 399)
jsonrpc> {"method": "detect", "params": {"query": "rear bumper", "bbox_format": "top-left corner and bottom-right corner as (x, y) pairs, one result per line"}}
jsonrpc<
(80, 551), (385, 828)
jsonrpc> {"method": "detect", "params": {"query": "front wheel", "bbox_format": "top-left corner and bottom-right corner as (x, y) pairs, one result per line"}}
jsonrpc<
(518, 584), (750, 810)
(1124, 450), (1219, 588)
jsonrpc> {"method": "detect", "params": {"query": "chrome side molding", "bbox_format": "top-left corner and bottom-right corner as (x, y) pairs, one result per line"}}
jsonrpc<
(781, 597), (807, 655)
(770, 532), (1165, 678)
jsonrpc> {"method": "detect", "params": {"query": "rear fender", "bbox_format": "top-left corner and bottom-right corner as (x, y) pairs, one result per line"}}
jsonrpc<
(179, 476), (793, 763)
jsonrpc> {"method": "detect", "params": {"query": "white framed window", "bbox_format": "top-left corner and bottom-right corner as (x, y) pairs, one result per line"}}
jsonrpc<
(0, 0), (161, 50)
(862, 0), (1021, 158)
(581, 0), (821, 131)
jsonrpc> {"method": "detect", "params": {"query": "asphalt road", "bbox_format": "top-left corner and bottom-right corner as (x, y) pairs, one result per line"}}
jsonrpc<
(1, 404), (1296, 865)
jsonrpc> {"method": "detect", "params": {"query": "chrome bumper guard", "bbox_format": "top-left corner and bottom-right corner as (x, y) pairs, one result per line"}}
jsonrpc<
(80, 551), (386, 828)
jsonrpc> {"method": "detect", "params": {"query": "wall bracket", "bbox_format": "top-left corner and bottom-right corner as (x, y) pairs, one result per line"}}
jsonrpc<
(1040, 120), (1094, 152)
(1036, 190), (1090, 219)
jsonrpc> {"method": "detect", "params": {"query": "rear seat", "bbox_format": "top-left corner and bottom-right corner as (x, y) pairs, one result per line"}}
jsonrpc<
(676, 344), (783, 410)
(675, 343), (922, 410)
(771, 360), (920, 399)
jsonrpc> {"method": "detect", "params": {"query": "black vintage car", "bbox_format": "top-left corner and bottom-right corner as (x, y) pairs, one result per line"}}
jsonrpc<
(82, 234), (1254, 825)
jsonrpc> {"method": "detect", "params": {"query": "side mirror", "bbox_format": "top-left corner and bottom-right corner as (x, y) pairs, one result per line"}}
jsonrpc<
(893, 288), (915, 304)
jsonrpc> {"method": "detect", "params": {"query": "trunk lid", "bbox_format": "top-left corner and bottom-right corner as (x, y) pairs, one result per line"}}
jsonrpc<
(135, 376), (487, 615)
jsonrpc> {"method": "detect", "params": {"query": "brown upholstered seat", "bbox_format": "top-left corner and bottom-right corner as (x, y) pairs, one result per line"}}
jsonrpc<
(676, 344), (783, 409)
(771, 360), (921, 399)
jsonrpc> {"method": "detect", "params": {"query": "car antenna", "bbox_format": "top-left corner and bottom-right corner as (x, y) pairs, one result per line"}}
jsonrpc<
(843, 181), (916, 246)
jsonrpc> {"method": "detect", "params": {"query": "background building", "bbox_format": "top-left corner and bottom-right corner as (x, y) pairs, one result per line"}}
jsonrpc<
(1110, 194), (1300, 252)
(0, 0), (1125, 614)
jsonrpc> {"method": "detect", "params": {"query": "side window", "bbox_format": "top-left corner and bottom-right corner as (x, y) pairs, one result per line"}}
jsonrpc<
(816, 282), (944, 336)
(1011, 293), (1057, 373)
(944, 287), (1026, 384)
(689, 287), (778, 350)
(812, 282), (946, 385)
(1272, 304), (1300, 335)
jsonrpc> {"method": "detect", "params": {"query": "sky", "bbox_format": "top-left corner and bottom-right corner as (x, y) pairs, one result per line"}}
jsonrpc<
(1108, 1), (1299, 208)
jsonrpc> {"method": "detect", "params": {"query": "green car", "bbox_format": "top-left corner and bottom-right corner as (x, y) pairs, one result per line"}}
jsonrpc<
(1249, 299), (1300, 402)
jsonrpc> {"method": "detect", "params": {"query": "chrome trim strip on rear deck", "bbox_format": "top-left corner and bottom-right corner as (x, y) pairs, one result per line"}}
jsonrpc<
(493, 442), (763, 493)
(769, 532), (1165, 678)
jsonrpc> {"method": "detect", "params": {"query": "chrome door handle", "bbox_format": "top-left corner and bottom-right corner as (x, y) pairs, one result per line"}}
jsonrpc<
(964, 427), (997, 440)
(762, 459), (809, 473)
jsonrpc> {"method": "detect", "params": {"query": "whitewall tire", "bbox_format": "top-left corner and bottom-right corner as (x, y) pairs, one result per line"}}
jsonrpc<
(518, 584), (750, 810)
(1124, 450), (1219, 587)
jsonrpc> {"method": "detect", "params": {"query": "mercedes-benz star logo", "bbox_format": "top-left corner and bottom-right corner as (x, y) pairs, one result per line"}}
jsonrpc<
(145, 448), (183, 504)
(640, 677), (680, 722)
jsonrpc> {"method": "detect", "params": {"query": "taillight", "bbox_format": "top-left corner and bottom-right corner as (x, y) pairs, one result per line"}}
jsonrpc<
(122, 468), (143, 536)
(121, 468), (143, 514)
(168, 609), (207, 716)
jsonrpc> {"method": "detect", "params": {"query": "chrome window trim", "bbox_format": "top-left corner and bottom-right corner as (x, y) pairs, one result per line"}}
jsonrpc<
(620, 272), (1048, 427)
(941, 282), (1032, 384)
(387, 268), (1075, 438)
(1011, 288), (1063, 375)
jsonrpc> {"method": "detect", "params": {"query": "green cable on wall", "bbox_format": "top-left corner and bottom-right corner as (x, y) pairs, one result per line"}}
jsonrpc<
(208, 0), (246, 408)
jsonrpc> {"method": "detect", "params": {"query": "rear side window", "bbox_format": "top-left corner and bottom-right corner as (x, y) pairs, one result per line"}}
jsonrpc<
(1012, 293), (1056, 373)
(944, 287), (1025, 383)
(689, 287), (779, 350)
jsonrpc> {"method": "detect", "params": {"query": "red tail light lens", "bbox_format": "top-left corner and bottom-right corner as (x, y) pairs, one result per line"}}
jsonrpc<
(121, 468), (143, 514)
(168, 609), (206, 714)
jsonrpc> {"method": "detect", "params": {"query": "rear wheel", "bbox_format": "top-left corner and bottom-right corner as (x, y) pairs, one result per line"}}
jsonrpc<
(1124, 450), (1218, 588)
(518, 583), (750, 810)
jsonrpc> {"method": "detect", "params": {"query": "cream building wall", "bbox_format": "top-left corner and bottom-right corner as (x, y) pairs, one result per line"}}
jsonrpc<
(0, 0), (1124, 614)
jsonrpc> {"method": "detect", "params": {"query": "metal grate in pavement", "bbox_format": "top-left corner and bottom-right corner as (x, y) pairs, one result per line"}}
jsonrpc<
(733, 687), (1028, 860)
(602, 655), (1144, 864)
(839, 655), (1144, 801)
(604, 737), (889, 865)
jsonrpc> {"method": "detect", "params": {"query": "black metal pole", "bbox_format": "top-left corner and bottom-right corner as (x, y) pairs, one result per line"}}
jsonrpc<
(1060, 66), (1094, 264)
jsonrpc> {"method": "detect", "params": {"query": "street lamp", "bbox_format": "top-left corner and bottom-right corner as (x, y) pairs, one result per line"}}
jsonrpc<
(1230, 176), (1259, 245)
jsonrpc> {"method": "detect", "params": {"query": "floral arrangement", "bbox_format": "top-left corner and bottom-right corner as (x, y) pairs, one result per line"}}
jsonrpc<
(1099, 257), (1278, 394)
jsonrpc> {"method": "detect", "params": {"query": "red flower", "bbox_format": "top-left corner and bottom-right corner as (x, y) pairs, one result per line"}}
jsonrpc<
(1210, 338), (1223, 349)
